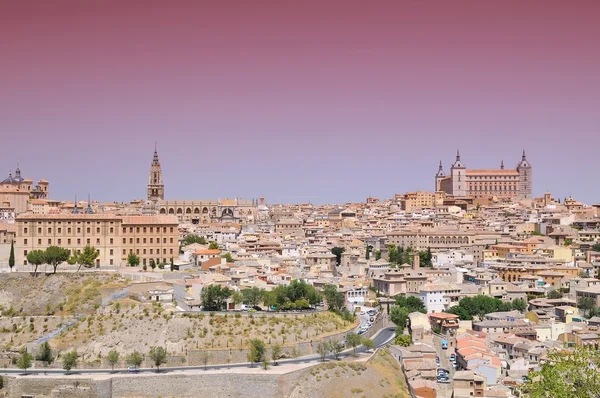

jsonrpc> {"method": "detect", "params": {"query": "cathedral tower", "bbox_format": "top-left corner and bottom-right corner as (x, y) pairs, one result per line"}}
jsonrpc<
(516, 150), (532, 199)
(435, 160), (446, 191)
(147, 143), (165, 202)
(450, 150), (466, 196)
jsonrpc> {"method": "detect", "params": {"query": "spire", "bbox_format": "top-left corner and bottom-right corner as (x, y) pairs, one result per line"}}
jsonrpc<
(522, 149), (526, 161)
(501, 160), (504, 170)
(73, 195), (79, 214)
(153, 142), (159, 162)
(456, 150), (461, 161)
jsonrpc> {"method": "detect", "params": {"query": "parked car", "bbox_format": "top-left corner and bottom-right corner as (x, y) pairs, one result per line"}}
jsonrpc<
(360, 310), (366, 315)
(437, 377), (451, 384)
(450, 354), (456, 363)
(435, 356), (440, 365)
(369, 317), (374, 322)
(252, 306), (263, 311)
(367, 310), (377, 316)
(128, 366), (139, 373)
(442, 340), (448, 349)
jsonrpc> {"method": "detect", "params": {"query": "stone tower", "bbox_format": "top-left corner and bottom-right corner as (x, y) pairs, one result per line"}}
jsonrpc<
(147, 143), (165, 202)
(516, 150), (532, 199)
(435, 161), (446, 191)
(450, 150), (466, 197)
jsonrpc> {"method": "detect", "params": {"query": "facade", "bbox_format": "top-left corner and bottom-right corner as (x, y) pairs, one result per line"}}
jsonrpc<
(435, 151), (532, 200)
(15, 214), (178, 267)
(400, 191), (435, 213)
(0, 166), (50, 214)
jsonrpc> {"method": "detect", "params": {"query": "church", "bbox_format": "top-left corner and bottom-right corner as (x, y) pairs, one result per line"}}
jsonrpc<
(435, 151), (532, 200)
(145, 145), (259, 224)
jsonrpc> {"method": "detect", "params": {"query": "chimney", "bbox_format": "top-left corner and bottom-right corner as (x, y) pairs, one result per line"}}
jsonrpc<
(413, 253), (420, 271)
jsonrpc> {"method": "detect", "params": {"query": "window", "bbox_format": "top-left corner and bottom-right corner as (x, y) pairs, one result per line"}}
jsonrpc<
(143, 249), (146, 255)
(143, 238), (146, 244)
(150, 227), (153, 233)
(150, 249), (153, 255)
(122, 228), (126, 234)
(110, 249), (113, 255)
(110, 228), (113, 233)
(58, 239), (61, 245)
(48, 239), (51, 244)
(136, 238), (140, 244)
(130, 238), (133, 244)
(170, 227), (173, 233)
(38, 228), (42, 234)
(170, 238), (173, 244)
(87, 239), (90, 244)
(122, 238), (126, 244)
(48, 228), (52, 233)
(110, 238), (113, 244)
(136, 249), (139, 255)
(24, 250), (28, 256)
(68, 228), (72, 233)
(96, 238), (100, 244)
(77, 228), (81, 233)
(110, 259), (113, 265)
(58, 228), (62, 233)
(143, 227), (147, 233)
(163, 238), (166, 244)
(68, 239), (71, 244)
(24, 239), (27, 245)
(136, 227), (140, 233)
(123, 249), (126, 255)
(170, 249), (173, 254)
(97, 228), (100, 233)
(24, 228), (28, 234)
(150, 238), (153, 244)
(77, 239), (81, 244)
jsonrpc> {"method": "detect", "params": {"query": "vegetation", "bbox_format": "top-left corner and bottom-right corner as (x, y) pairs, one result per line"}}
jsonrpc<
(208, 242), (219, 250)
(347, 332), (362, 356)
(511, 298), (528, 312)
(272, 279), (321, 310)
(446, 295), (520, 320)
(271, 343), (282, 365)
(127, 253), (140, 267)
(221, 253), (235, 263)
(126, 351), (144, 368)
(68, 245), (99, 272)
(331, 247), (345, 266)
(362, 338), (375, 351)
(330, 341), (344, 360)
(62, 350), (78, 372)
(36, 341), (55, 364)
(45, 246), (70, 274)
(317, 341), (328, 362)
(388, 245), (433, 267)
(395, 334), (412, 347)
(375, 250), (382, 260)
(390, 306), (409, 332)
(395, 296), (426, 313)
(322, 284), (344, 311)
(106, 349), (120, 372)
(8, 240), (15, 270)
(241, 287), (265, 306)
(17, 347), (33, 371)
(247, 338), (266, 366)
(520, 347), (600, 397)
(148, 346), (168, 371)
(201, 284), (232, 311)
(26, 250), (46, 276)
(547, 290), (563, 299)
(578, 297), (596, 317)
(592, 243), (600, 252)
(182, 234), (207, 246)
(149, 259), (156, 271)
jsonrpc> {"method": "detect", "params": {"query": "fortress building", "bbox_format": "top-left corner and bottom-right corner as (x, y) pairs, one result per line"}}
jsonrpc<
(435, 151), (532, 200)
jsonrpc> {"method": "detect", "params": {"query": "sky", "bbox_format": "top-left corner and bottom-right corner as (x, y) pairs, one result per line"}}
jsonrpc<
(1, 0), (599, 205)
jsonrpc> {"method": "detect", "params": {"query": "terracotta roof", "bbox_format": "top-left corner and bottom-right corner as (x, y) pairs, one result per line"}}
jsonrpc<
(195, 249), (221, 255)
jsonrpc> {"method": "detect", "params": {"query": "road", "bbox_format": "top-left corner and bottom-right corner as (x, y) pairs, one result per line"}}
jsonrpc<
(432, 334), (456, 398)
(0, 328), (396, 377)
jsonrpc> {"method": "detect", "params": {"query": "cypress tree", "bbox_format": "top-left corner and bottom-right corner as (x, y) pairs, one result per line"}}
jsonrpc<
(8, 240), (15, 270)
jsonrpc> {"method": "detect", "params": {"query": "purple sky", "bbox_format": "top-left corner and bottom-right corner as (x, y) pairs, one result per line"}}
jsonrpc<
(1, 0), (599, 204)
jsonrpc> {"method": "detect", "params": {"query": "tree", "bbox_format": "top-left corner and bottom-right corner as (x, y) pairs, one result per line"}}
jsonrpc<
(447, 295), (514, 321)
(27, 250), (46, 276)
(347, 332), (362, 356)
(323, 284), (345, 311)
(395, 334), (412, 347)
(62, 350), (78, 373)
(390, 306), (410, 332)
(8, 240), (15, 271)
(73, 245), (99, 272)
(365, 245), (373, 260)
(221, 253), (235, 263)
(241, 287), (265, 306)
(36, 341), (54, 364)
(395, 296), (426, 314)
(247, 339), (266, 366)
(17, 347), (33, 371)
(330, 341), (343, 360)
(142, 264), (147, 271)
(45, 246), (70, 274)
(511, 298), (527, 312)
(170, 257), (174, 272)
(271, 343), (282, 366)
(106, 349), (120, 372)
(201, 284), (232, 311)
(127, 253), (140, 267)
(149, 259), (156, 271)
(331, 247), (345, 266)
(232, 291), (244, 308)
(592, 243), (600, 252)
(578, 297), (596, 317)
(126, 351), (143, 368)
(199, 351), (211, 370)
(148, 346), (167, 372)
(362, 338), (375, 351)
(208, 242), (219, 250)
(375, 250), (382, 261)
(520, 347), (600, 397)
(547, 290), (563, 299)
(317, 342), (328, 362)
(183, 234), (207, 246)
(263, 291), (277, 310)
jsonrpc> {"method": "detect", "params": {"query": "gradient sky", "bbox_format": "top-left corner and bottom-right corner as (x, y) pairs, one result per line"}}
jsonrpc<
(1, 0), (599, 204)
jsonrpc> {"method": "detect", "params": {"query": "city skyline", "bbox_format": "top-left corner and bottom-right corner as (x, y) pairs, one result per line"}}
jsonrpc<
(2, 0), (599, 204)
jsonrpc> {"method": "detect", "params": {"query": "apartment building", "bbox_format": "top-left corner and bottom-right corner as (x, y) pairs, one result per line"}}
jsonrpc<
(15, 214), (178, 267)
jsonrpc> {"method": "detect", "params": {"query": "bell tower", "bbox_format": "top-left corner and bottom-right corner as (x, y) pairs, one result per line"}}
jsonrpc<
(147, 142), (165, 202)
(516, 150), (532, 199)
(451, 150), (466, 197)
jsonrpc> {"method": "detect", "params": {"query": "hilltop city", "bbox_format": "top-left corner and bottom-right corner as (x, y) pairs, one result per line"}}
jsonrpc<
(0, 147), (599, 398)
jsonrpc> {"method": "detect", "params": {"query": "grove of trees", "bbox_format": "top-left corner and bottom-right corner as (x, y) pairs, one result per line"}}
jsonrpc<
(388, 245), (432, 267)
(446, 295), (526, 320)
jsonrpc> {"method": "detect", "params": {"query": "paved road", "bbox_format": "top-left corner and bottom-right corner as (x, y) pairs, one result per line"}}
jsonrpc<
(432, 334), (456, 398)
(0, 327), (396, 377)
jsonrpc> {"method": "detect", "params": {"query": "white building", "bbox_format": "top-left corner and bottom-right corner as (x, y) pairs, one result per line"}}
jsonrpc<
(419, 283), (462, 314)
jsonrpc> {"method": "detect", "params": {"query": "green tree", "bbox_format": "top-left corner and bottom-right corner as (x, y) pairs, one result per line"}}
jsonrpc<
(578, 297), (596, 317)
(62, 350), (78, 372)
(263, 291), (277, 310)
(520, 347), (600, 397)
(323, 284), (345, 311)
(127, 253), (140, 267)
(8, 240), (15, 270)
(221, 253), (235, 263)
(347, 332), (362, 356)
(208, 242), (219, 250)
(148, 346), (167, 372)
(547, 290), (563, 299)
(375, 250), (382, 261)
(591, 243), (600, 252)
(183, 234), (207, 246)
(388, 245), (398, 264)
(201, 284), (232, 311)
(395, 334), (412, 347)
(271, 343), (282, 366)
(395, 296), (426, 313)
(232, 291), (244, 308)
(170, 257), (174, 271)
(241, 287), (265, 306)
(365, 245), (373, 260)
(36, 341), (54, 364)
(106, 349), (119, 372)
(317, 341), (328, 362)
(331, 247), (345, 266)
(44, 246), (70, 274)
(247, 339), (266, 366)
(511, 298), (527, 312)
(362, 338), (375, 351)
(126, 351), (144, 368)
(27, 249), (46, 276)
(17, 347), (33, 371)
(564, 238), (573, 246)
(390, 306), (410, 332)
(330, 341), (343, 360)
(149, 259), (156, 271)
(73, 245), (99, 272)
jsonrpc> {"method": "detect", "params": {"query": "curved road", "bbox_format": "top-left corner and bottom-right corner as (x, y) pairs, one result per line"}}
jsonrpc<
(1, 327), (396, 377)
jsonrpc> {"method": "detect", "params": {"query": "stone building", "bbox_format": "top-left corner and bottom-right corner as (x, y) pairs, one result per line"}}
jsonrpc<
(435, 151), (532, 200)
(0, 166), (49, 214)
(15, 214), (178, 267)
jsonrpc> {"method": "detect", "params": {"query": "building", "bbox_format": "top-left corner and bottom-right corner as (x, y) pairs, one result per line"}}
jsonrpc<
(452, 370), (486, 398)
(400, 191), (435, 213)
(15, 214), (178, 267)
(147, 143), (165, 202)
(0, 166), (50, 214)
(435, 150), (532, 200)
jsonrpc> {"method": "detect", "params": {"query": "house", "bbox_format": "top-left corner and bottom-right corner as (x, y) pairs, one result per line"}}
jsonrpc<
(428, 313), (460, 335)
(453, 370), (486, 398)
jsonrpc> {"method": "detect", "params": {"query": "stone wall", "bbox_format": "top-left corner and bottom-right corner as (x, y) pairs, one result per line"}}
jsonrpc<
(6, 377), (111, 398)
